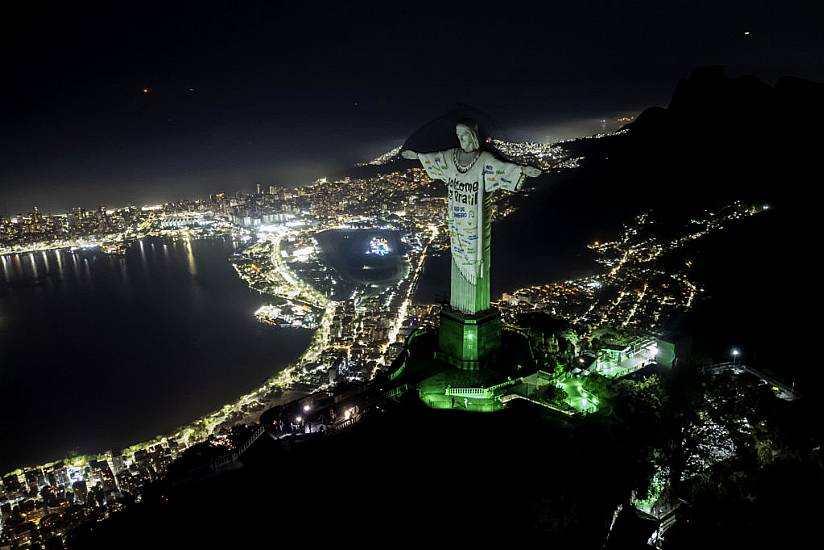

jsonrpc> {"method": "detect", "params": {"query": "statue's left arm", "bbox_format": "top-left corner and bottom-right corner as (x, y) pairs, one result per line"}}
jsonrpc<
(482, 153), (541, 193)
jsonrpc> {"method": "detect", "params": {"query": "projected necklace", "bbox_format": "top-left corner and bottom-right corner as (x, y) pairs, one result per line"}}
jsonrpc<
(453, 149), (480, 173)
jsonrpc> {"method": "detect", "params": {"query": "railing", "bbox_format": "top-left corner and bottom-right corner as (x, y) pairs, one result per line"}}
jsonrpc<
(209, 424), (267, 472)
(486, 378), (522, 393)
(210, 454), (234, 470)
(499, 394), (576, 416)
(445, 387), (493, 398)
(444, 378), (522, 399)
(328, 414), (361, 433)
(386, 383), (409, 400)
(235, 424), (266, 456)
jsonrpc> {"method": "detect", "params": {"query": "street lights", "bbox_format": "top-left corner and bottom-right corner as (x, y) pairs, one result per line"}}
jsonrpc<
(731, 348), (740, 366)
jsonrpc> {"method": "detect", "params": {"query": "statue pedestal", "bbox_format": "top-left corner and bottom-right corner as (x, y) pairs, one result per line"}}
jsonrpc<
(436, 306), (501, 371)
(385, 312), (536, 413)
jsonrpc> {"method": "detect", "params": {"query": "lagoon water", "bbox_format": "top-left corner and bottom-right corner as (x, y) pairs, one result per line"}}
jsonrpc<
(0, 237), (311, 472)
(315, 229), (405, 298)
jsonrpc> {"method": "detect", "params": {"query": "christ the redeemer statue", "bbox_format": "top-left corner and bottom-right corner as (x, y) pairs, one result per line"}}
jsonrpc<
(402, 120), (541, 316)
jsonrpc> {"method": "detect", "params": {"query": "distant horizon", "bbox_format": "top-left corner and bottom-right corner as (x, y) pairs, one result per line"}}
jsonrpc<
(1, 109), (641, 216)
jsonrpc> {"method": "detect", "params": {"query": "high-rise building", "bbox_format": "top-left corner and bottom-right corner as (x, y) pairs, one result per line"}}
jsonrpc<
(68, 207), (86, 229)
(72, 480), (88, 504)
(110, 451), (126, 474)
(2, 474), (22, 494)
(56, 467), (71, 487)
(25, 469), (46, 491)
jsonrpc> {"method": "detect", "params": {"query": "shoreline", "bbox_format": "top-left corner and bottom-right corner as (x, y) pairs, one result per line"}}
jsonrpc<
(2, 217), (436, 479)
(1, 230), (329, 478)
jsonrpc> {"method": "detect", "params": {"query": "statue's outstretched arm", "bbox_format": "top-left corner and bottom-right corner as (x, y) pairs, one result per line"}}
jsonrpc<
(492, 153), (541, 178)
(522, 164), (541, 177)
(401, 150), (418, 160)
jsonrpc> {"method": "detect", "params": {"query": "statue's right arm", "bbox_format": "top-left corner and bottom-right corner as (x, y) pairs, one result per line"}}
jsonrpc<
(400, 150), (418, 160)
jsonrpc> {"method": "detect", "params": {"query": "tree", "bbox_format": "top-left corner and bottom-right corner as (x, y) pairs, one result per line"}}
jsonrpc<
(537, 384), (566, 405)
(581, 373), (611, 401)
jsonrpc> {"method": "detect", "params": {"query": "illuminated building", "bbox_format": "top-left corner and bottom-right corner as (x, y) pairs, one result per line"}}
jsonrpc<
(366, 237), (391, 256)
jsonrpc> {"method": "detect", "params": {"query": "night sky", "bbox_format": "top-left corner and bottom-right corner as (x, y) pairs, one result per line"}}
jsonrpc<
(2, 1), (822, 214)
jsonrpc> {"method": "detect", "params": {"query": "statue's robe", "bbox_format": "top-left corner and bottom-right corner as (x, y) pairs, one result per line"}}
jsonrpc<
(418, 149), (525, 314)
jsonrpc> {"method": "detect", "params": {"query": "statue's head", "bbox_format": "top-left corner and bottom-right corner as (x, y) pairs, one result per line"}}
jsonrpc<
(455, 119), (480, 153)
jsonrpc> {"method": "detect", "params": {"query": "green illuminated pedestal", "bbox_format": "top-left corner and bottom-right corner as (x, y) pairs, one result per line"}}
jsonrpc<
(436, 306), (501, 370)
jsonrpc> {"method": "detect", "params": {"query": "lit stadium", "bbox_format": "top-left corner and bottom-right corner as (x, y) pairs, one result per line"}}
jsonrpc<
(367, 237), (391, 256)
